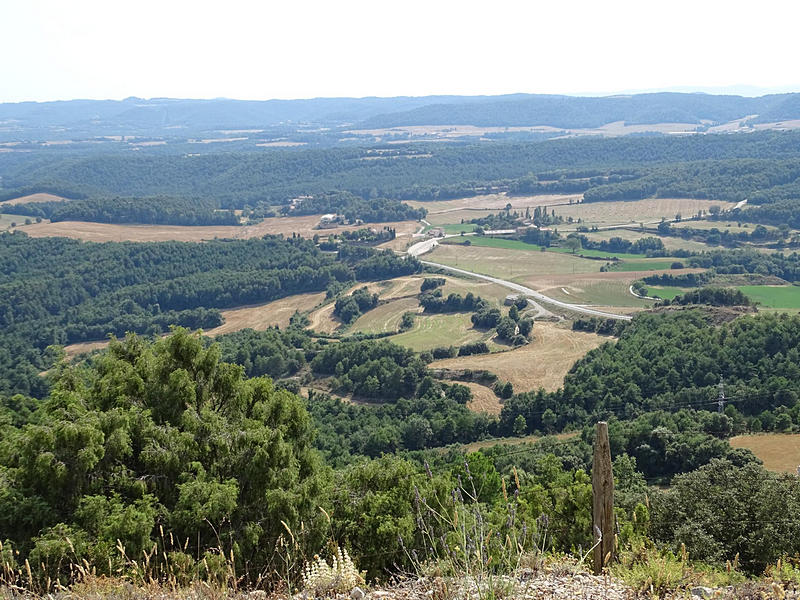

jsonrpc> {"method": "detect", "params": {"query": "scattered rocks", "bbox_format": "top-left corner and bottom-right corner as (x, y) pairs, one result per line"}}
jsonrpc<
(350, 587), (365, 600)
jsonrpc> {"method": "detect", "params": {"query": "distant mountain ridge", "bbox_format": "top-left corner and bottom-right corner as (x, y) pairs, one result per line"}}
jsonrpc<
(2, 92), (800, 136)
(359, 93), (800, 129)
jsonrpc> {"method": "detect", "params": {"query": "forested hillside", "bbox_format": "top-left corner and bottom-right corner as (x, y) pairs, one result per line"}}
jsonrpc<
(502, 310), (800, 438)
(359, 92), (800, 129)
(3, 92), (800, 138)
(0, 232), (420, 397)
(4, 130), (800, 205)
(4, 196), (240, 226)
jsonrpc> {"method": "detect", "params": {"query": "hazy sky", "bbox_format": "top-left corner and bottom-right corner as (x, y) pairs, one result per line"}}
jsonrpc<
(2, 0), (799, 103)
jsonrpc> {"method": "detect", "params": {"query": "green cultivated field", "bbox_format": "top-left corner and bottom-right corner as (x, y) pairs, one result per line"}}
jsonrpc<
(646, 284), (800, 308)
(350, 297), (421, 334)
(442, 235), (648, 259)
(545, 280), (653, 308)
(646, 286), (689, 300)
(737, 285), (800, 309)
(389, 312), (491, 351)
(609, 259), (676, 272)
(0, 214), (36, 230)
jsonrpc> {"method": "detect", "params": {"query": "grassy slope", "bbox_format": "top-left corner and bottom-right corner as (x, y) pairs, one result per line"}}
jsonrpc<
(737, 285), (800, 309)
(648, 284), (800, 308)
(729, 433), (800, 473)
(646, 286), (689, 300)
(389, 312), (492, 351)
(442, 235), (649, 259)
(609, 259), (675, 272)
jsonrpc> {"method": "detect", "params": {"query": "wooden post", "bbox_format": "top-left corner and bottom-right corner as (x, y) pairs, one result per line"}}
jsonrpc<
(592, 421), (614, 574)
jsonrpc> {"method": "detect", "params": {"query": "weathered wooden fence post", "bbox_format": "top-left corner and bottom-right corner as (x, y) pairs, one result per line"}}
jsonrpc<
(592, 421), (614, 574)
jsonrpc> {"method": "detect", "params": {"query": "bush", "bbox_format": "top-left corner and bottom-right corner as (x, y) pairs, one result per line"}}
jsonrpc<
(420, 277), (446, 292)
(0, 329), (325, 585)
(458, 342), (490, 356)
(399, 311), (416, 331)
(432, 346), (458, 359)
(650, 459), (800, 573)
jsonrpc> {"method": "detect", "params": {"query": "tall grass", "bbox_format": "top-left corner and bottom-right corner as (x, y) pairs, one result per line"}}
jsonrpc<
(401, 464), (548, 600)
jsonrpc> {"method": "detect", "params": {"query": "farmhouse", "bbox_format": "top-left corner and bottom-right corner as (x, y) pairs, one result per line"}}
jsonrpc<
(318, 213), (339, 228)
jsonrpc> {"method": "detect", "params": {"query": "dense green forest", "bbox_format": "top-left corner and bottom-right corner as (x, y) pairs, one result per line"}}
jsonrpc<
(0, 232), (420, 397)
(657, 220), (787, 248)
(4, 196), (240, 226)
(685, 248), (800, 280)
(4, 130), (800, 205)
(656, 287), (754, 307)
(583, 158), (800, 204)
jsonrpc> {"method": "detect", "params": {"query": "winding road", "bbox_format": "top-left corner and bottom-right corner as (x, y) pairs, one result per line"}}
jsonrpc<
(407, 235), (632, 321)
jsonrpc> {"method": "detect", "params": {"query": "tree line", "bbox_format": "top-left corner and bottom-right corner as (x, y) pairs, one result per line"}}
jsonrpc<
(4, 196), (240, 226)
(0, 232), (420, 397)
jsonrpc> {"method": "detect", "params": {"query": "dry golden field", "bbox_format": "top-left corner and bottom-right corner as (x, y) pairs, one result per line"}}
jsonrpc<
(22, 217), (419, 242)
(461, 431), (578, 452)
(307, 303), (341, 334)
(406, 193), (579, 214)
(462, 381), (503, 415)
(63, 340), (112, 360)
(1, 192), (66, 205)
(427, 244), (602, 281)
(671, 219), (777, 233)
(555, 198), (737, 228)
(409, 195), (734, 232)
(430, 321), (606, 393)
(63, 293), (326, 358)
(204, 292), (326, 336)
(520, 268), (700, 290)
(729, 433), (800, 473)
(350, 297), (423, 334)
(461, 381), (503, 415)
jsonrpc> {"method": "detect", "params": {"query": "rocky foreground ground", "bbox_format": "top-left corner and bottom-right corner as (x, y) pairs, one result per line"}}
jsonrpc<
(353, 571), (799, 600)
(5, 567), (799, 600)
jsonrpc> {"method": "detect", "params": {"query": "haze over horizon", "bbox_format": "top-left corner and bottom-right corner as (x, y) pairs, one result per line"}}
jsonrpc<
(2, 0), (799, 104)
